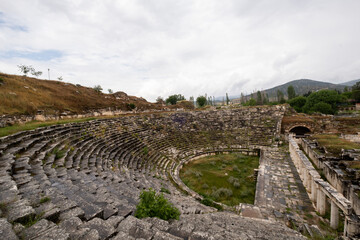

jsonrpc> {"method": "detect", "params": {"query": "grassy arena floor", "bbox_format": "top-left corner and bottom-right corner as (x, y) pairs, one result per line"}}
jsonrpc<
(180, 153), (259, 206)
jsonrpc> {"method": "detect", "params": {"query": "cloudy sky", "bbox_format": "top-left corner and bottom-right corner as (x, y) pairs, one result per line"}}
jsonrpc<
(0, 1), (359, 101)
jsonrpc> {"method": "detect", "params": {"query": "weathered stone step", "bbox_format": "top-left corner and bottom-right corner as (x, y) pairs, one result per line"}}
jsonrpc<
(22, 219), (69, 240)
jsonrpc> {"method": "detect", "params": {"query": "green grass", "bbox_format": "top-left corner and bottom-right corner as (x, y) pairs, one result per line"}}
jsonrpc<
(180, 153), (259, 206)
(0, 117), (96, 137)
(311, 134), (360, 156)
(39, 197), (51, 204)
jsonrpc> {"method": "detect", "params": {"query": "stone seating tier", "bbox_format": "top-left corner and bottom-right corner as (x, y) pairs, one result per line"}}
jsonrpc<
(0, 106), (307, 240)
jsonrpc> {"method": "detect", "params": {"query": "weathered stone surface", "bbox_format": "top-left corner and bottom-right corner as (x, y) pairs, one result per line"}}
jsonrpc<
(7, 199), (35, 223)
(152, 231), (182, 240)
(103, 204), (118, 219)
(78, 228), (100, 240)
(0, 107), (317, 240)
(35, 202), (60, 222)
(0, 218), (18, 240)
(22, 219), (69, 240)
(59, 216), (83, 233)
(117, 215), (154, 239)
(80, 217), (115, 240)
(111, 231), (135, 240)
(106, 215), (124, 229)
(59, 207), (85, 221)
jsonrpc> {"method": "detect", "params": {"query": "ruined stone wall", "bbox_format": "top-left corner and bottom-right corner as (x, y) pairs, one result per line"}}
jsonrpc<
(289, 136), (359, 237)
(299, 138), (360, 217)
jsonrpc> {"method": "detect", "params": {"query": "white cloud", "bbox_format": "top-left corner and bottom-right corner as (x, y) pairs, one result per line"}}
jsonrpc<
(0, 0), (360, 101)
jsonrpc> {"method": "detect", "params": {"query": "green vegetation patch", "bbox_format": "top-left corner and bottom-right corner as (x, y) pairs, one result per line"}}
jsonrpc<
(180, 153), (259, 206)
(311, 134), (360, 156)
(135, 188), (180, 221)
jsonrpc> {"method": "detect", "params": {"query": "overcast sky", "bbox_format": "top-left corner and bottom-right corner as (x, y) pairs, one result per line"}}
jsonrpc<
(1, 1), (359, 101)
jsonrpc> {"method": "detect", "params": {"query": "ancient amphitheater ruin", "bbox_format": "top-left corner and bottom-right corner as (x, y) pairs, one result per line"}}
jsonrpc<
(0, 105), (359, 239)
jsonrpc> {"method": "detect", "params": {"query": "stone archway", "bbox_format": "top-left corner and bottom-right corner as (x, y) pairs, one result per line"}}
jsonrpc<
(289, 126), (311, 136)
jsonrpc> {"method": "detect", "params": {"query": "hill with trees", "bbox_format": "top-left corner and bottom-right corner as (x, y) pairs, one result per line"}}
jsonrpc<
(259, 79), (347, 100)
(340, 79), (360, 87)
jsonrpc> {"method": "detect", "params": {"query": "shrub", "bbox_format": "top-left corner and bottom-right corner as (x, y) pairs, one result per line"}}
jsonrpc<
(160, 187), (171, 194)
(127, 103), (136, 110)
(165, 94), (185, 105)
(202, 183), (209, 189)
(288, 96), (306, 112)
(211, 187), (233, 200)
(227, 176), (240, 188)
(200, 197), (223, 211)
(193, 170), (202, 178)
(196, 96), (207, 107)
(93, 85), (103, 93)
(135, 188), (180, 221)
(312, 102), (334, 114)
(302, 89), (343, 114)
(0, 77), (4, 85)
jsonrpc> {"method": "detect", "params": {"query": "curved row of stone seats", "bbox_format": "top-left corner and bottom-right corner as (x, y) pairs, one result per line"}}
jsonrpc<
(0, 106), (298, 239)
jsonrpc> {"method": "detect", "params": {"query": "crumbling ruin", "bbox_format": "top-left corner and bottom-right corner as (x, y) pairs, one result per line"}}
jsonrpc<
(0, 105), (359, 239)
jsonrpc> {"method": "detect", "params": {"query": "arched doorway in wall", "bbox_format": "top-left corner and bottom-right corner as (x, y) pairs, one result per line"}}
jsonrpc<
(289, 126), (311, 137)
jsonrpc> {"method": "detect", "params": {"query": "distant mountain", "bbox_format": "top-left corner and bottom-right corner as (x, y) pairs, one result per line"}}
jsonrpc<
(260, 79), (347, 99)
(340, 79), (360, 87)
(229, 79), (348, 103)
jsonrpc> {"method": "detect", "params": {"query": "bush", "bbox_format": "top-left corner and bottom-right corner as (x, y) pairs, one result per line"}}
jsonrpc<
(160, 187), (171, 194)
(127, 103), (136, 110)
(200, 197), (223, 211)
(196, 96), (207, 107)
(312, 102), (334, 114)
(165, 94), (185, 105)
(202, 183), (209, 189)
(302, 90), (343, 114)
(288, 96), (307, 112)
(211, 187), (233, 200)
(227, 176), (240, 188)
(135, 188), (180, 221)
(93, 85), (103, 93)
(0, 77), (4, 85)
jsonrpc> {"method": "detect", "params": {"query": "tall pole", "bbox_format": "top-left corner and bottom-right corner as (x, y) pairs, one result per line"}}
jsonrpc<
(48, 69), (50, 80)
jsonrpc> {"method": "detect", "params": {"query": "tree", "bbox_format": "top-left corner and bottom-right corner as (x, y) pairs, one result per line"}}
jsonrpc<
(256, 91), (262, 105)
(277, 90), (285, 103)
(352, 82), (360, 102)
(108, 89), (113, 94)
(93, 85), (103, 93)
(165, 94), (185, 105)
(31, 70), (42, 77)
(156, 96), (165, 104)
(189, 96), (194, 103)
(226, 93), (230, 105)
(312, 102), (333, 114)
(302, 89), (343, 114)
(240, 93), (245, 104)
(288, 96), (307, 112)
(18, 65), (33, 76)
(196, 96), (207, 107)
(135, 188), (180, 221)
(287, 85), (296, 100)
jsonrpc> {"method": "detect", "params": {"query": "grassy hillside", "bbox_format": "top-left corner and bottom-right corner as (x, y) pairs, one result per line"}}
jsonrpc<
(0, 73), (162, 115)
